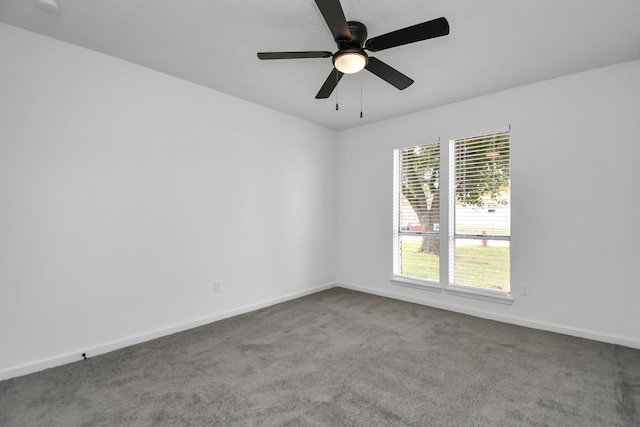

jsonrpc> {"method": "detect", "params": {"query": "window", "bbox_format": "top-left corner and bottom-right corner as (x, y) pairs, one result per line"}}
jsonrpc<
(393, 142), (441, 283)
(393, 130), (511, 298)
(450, 132), (510, 292)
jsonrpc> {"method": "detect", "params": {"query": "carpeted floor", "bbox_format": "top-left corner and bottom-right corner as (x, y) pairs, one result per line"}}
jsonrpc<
(1, 288), (639, 426)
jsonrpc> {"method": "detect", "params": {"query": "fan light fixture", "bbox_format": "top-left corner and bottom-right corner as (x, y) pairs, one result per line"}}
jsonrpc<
(333, 50), (368, 74)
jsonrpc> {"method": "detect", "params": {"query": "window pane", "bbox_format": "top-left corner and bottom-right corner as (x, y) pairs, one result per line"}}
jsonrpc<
(399, 144), (440, 236)
(454, 239), (510, 291)
(395, 143), (440, 282)
(400, 234), (439, 280)
(453, 131), (510, 292)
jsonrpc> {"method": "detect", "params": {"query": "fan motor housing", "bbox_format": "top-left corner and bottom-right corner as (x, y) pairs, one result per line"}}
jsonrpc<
(337, 21), (368, 49)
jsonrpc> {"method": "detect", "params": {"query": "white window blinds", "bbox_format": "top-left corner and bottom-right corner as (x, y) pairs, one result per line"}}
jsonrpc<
(451, 131), (510, 291)
(395, 143), (440, 281)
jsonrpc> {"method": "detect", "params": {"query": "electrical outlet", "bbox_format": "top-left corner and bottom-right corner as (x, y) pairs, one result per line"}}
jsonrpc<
(521, 284), (529, 296)
(213, 281), (222, 293)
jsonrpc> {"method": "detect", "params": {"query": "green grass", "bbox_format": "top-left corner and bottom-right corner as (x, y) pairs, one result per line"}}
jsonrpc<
(400, 241), (440, 280)
(400, 240), (510, 291)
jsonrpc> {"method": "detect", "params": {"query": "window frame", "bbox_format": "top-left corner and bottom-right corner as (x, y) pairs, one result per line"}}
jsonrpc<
(392, 142), (442, 291)
(391, 129), (514, 304)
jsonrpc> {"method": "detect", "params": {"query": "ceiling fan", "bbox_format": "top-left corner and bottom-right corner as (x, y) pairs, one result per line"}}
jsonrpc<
(257, 0), (449, 99)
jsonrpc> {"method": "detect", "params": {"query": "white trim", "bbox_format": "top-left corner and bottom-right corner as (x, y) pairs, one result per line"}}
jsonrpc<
(390, 275), (442, 292)
(4, 281), (637, 381)
(0, 282), (336, 381)
(390, 276), (514, 305)
(337, 281), (640, 350)
(392, 149), (401, 276)
(445, 284), (514, 305)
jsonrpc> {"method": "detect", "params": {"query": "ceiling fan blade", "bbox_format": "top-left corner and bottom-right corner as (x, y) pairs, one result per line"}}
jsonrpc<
(257, 51), (333, 60)
(315, 68), (344, 99)
(365, 57), (414, 90)
(314, 0), (351, 41)
(365, 17), (449, 52)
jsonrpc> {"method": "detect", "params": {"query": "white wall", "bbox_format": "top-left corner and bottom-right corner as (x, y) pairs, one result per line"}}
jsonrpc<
(336, 60), (640, 348)
(0, 24), (337, 379)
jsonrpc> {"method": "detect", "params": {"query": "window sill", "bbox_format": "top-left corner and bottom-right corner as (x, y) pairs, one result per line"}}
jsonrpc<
(390, 276), (442, 292)
(445, 285), (514, 305)
(389, 277), (514, 305)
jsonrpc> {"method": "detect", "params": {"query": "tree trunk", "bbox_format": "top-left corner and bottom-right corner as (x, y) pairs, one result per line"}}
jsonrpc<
(416, 188), (439, 255)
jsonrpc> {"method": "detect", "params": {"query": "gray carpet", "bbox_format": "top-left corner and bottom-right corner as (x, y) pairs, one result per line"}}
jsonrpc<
(1, 288), (639, 426)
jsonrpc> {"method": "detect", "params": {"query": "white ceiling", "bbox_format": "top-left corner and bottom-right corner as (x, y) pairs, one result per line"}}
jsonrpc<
(2, 0), (639, 130)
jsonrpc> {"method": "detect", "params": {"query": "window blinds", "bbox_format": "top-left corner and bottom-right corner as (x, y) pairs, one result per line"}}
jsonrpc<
(396, 143), (440, 281)
(452, 131), (510, 291)
(398, 143), (440, 235)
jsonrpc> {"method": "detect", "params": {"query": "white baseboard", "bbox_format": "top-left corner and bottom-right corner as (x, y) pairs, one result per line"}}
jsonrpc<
(0, 282), (336, 381)
(4, 280), (636, 382)
(336, 281), (640, 350)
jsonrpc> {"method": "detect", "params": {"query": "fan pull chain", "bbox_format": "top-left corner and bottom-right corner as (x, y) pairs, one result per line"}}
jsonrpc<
(360, 81), (364, 118)
(335, 71), (339, 111)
